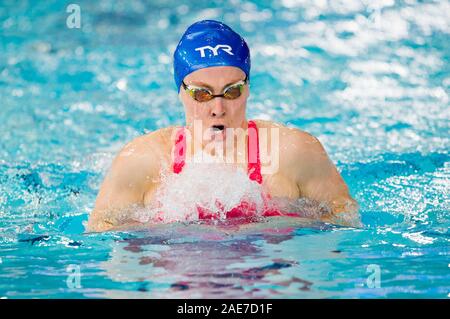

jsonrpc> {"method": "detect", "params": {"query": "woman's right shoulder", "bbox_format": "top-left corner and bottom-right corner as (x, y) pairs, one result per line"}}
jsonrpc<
(125, 126), (180, 153)
(113, 126), (180, 170)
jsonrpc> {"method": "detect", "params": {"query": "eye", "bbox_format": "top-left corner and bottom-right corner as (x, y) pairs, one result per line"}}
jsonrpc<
(194, 89), (213, 102)
(223, 85), (243, 99)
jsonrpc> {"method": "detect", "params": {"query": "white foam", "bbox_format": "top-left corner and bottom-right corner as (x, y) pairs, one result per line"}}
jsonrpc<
(130, 152), (360, 227)
(133, 152), (266, 223)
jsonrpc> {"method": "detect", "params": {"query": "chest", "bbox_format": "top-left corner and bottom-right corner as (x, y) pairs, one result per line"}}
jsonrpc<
(144, 161), (272, 213)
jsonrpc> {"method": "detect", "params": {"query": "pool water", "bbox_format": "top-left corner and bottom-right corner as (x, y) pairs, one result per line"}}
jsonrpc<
(0, 0), (449, 298)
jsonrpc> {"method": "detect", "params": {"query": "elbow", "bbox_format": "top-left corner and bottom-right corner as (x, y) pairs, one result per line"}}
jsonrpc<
(325, 197), (362, 228)
(85, 212), (114, 233)
(331, 196), (359, 215)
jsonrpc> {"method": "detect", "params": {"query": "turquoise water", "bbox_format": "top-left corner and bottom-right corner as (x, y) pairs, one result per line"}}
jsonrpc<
(0, 0), (449, 298)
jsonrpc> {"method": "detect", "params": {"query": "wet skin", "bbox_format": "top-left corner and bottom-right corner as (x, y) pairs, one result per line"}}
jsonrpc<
(87, 66), (359, 232)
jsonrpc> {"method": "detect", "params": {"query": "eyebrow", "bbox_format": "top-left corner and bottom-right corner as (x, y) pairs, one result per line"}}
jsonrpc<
(188, 78), (243, 91)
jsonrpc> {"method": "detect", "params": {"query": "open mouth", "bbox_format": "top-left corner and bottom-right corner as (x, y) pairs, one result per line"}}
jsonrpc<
(211, 125), (225, 132)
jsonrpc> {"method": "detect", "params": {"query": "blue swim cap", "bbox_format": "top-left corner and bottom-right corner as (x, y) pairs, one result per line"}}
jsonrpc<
(173, 20), (251, 92)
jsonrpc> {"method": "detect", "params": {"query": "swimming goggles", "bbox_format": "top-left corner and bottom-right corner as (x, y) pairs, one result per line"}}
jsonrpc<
(181, 76), (248, 102)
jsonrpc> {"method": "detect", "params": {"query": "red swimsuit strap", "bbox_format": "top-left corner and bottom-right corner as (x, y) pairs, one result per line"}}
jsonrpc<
(172, 120), (263, 184)
(247, 120), (263, 184)
(172, 126), (186, 174)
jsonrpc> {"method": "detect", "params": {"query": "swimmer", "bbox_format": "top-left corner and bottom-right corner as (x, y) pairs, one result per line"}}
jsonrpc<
(87, 20), (360, 232)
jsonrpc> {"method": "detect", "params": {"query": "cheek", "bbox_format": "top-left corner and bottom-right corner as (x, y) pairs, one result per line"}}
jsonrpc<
(181, 93), (196, 115)
(227, 99), (247, 118)
(235, 92), (249, 113)
(184, 101), (208, 119)
(182, 97), (194, 122)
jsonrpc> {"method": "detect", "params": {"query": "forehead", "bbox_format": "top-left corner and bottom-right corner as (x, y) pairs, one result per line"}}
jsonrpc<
(184, 66), (246, 86)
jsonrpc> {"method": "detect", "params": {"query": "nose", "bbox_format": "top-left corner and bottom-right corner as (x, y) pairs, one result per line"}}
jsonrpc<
(210, 97), (226, 117)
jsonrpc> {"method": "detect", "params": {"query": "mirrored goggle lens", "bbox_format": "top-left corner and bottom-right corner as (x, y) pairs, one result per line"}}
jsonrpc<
(223, 85), (243, 99)
(192, 89), (214, 102)
(187, 82), (245, 102)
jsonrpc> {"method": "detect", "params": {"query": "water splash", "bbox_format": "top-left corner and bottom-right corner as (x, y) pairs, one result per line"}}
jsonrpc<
(133, 153), (266, 223)
(131, 152), (341, 225)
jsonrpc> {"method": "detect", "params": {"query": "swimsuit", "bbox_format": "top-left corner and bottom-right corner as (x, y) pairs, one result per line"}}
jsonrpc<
(172, 120), (299, 221)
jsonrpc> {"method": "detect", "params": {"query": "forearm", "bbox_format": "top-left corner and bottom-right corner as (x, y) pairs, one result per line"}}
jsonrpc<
(86, 204), (143, 233)
(85, 218), (143, 233)
(325, 197), (362, 227)
(331, 196), (359, 215)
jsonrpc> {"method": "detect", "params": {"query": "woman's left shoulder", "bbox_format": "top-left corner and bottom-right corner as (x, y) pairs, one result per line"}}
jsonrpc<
(252, 119), (321, 145)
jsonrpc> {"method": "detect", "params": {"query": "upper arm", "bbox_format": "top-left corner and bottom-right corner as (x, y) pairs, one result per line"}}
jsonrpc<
(86, 137), (162, 232)
(287, 130), (359, 221)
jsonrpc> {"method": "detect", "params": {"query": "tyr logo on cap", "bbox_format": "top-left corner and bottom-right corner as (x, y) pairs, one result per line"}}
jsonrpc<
(195, 44), (234, 57)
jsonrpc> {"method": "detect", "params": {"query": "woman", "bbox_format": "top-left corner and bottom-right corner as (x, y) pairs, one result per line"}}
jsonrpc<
(87, 20), (359, 232)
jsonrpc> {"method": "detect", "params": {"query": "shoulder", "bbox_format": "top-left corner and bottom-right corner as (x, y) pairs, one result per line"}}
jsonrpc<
(111, 126), (178, 177)
(252, 119), (330, 176)
(118, 126), (177, 158)
(252, 119), (324, 153)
